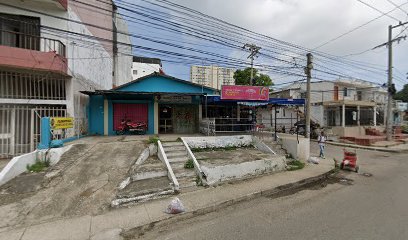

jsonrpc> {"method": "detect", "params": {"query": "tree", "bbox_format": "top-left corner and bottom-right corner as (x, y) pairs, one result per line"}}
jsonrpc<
(233, 67), (273, 87)
(394, 84), (408, 102)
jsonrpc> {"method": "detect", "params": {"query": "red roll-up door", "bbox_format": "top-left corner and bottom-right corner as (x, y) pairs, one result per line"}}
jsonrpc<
(113, 103), (148, 130)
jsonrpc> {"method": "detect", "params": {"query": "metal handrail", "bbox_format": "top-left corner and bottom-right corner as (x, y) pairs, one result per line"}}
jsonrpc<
(0, 29), (66, 57)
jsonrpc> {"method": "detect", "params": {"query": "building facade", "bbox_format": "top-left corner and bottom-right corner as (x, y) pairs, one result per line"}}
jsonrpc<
(0, 0), (132, 158)
(190, 65), (235, 90)
(270, 79), (388, 137)
(131, 56), (162, 80)
(85, 73), (217, 135)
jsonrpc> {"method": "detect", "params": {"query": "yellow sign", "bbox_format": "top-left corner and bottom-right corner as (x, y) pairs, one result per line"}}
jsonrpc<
(50, 117), (73, 129)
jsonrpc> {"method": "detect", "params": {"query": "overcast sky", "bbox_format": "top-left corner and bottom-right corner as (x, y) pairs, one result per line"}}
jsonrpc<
(123, 0), (408, 89)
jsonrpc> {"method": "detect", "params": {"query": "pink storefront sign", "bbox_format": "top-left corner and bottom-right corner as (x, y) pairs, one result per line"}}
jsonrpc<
(221, 85), (269, 101)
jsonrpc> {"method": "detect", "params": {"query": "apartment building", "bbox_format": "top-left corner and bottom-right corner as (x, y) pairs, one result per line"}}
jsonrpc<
(190, 65), (235, 90)
(0, 0), (132, 158)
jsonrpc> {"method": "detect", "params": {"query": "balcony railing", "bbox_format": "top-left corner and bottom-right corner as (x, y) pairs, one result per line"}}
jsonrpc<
(0, 29), (66, 58)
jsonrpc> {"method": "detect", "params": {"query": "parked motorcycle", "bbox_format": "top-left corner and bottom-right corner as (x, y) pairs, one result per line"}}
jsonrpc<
(116, 119), (147, 135)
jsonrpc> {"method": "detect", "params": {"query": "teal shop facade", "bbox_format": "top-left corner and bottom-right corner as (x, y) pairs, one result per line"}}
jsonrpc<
(83, 73), (217, 135)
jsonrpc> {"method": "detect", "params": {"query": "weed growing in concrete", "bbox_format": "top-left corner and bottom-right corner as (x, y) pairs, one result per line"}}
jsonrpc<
(184, 159), (194, 169)
(27, 159), (50, 172)
(286, 160), (305, 171)
(148, 136), (159, 145)
(195, 176), (203, 186)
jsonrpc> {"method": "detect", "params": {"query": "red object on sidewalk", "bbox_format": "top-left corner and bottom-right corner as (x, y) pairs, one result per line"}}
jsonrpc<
(341, 149), (359, 172)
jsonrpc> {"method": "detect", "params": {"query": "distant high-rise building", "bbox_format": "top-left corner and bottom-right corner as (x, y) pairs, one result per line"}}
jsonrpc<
(190, 65), (235, 90)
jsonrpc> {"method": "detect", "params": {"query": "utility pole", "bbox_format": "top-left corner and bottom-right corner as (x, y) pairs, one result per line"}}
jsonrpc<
(243, 44), (261, 85)
(305, 53), (313, 139)
(383, 22), (408, 141)
(386, 25), (393, 141)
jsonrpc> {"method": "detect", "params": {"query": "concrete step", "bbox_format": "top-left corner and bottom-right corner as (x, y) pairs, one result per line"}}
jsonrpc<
(161, 141), (184, 147)
(162, 146), (186, 152)
(168, 156), (189, 163)
(177, 177), (197, 189)
(173, 169), (196, 178)
(165, 151), (187, 158)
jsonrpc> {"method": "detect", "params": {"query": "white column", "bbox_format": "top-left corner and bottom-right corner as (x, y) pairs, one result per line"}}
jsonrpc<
(357, 105), (360, 126)
(342, 104), (346, 127)
(237, 105), (241, 121)
(154, 101), (159, 134)
(103, 99), (108, 136)
(373, 106), (377, 126)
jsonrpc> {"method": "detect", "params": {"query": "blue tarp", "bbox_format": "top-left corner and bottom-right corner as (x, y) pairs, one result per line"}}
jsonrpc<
(204, 96), (305, 105)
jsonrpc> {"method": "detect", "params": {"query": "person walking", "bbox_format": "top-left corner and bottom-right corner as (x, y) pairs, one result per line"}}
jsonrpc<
(318, 131), (326, 159)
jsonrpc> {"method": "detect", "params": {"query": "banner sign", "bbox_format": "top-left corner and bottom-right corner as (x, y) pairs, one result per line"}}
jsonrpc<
(221, 85), (269, 101)
(159, 95), (192, 103)
(50, 117), (73, 130)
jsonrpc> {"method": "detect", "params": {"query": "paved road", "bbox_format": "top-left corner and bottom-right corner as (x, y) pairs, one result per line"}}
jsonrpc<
(135, 143), (408, 240)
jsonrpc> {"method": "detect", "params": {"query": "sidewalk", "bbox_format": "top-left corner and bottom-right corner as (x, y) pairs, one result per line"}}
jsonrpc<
(0, 161), (334, 240)
(322, 140), (408, 153)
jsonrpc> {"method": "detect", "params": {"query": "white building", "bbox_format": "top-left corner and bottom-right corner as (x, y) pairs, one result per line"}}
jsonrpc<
(0, 0), (132, 157)
(131, 56), (162, 80)
(190, 65), (235, 90)
(266, 79), (388, 137)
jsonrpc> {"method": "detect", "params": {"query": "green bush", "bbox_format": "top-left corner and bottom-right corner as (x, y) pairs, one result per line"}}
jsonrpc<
(148, 136), (159, 145)
(286, 160), (305, 171)
(27, 159), (50, 172)
(402, 125), (408, 134)
(184, 159), (194, 169)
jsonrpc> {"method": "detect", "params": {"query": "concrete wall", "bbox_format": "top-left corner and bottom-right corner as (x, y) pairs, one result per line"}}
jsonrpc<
(279, 134), (310, 161)
(0, 151), (37, 186)
(0, 145), (72, 186)
(200, 156), (286, 185)
(332, 126), (366, 137)
(183, 135), (253, 149)
(115, 13), (133, 86)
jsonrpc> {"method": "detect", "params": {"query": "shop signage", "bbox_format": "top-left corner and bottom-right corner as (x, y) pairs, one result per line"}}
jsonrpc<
(221, 85), (269, 101)
(50, 117), (73, 130)
(159, 95), (192, 103)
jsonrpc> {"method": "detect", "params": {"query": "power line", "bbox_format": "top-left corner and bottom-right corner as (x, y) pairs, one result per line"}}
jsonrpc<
(356, 0), (401, 22)
(313, 1), (408, 50)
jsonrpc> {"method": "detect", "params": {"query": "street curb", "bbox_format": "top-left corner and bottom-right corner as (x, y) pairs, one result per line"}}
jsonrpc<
(121, 168), (337, 239)
(311, 139), (407, 153)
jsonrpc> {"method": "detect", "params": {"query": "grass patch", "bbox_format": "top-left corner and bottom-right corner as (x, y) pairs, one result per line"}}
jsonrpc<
(27, 159), (50, 172)
(184, 159), (194, 169)
(147, 136), (159, 145)
(286, 160), (305, 171)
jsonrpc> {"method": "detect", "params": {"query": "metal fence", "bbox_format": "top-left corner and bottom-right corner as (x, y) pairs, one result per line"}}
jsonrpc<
(0, 29), (66, 57)
(0, 105), (67, 159)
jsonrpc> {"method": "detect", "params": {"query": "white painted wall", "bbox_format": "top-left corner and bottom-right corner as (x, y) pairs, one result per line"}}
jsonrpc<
(200, 156), (286, 185)
(115, 13), (133, 86)
(131, 62), (161, 80)
(183, 135), (253, 149)
(279, 134), (310, 161)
